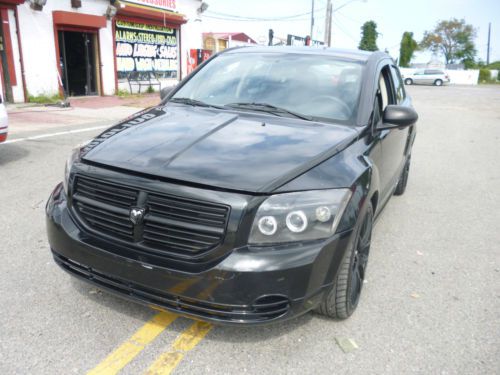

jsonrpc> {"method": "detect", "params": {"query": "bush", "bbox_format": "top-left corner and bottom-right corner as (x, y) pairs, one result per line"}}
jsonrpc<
(146, 85), (155, 94)
(497, 70), (500, 81)
(478, 68), (492, 83)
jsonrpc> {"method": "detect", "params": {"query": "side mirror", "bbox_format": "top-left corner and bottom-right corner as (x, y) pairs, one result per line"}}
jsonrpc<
(160, 86), (175, 100)
(379, 105), (418, 130)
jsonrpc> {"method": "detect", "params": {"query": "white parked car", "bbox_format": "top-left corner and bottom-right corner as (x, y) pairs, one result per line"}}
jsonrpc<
(402, 69), (450, 86)
(0, 95), (7, 143)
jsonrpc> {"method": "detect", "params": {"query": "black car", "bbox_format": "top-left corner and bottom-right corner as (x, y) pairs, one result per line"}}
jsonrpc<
(46, 47), (417, 325)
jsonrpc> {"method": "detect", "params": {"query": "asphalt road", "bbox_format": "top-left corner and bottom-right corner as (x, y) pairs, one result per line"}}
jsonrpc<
(1, 85), (499, 375)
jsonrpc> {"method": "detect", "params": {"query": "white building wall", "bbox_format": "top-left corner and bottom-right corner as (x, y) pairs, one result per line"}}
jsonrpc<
(99, 20), (116, 96)
(17, 0), (114, 98)
(17, 2), (59, 98)
(177, 0), (203, 80)
(13, 0), (202, 100)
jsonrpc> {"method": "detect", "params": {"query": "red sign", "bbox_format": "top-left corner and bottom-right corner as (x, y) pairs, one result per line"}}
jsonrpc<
(122, 0), (176, 12)
(187, 49), (212, 75)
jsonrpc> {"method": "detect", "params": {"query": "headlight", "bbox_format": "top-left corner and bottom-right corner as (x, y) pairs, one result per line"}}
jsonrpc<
(62, 141), (90, 195)
(248, 189), (352, 245)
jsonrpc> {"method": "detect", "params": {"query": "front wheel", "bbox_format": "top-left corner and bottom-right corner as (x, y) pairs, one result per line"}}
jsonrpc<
(434, 79), (443, 86)
(404, 78), (413, 85)
(316, 202), (373, 319)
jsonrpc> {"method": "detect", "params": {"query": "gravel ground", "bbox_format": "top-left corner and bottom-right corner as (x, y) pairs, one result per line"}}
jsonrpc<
(0, 85), (499, 374)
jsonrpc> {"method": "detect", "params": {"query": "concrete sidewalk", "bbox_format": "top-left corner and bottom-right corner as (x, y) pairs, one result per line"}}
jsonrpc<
(6, 94), (159, 137)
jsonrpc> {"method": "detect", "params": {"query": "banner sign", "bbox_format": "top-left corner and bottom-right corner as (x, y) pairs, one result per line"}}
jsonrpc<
(115, 20), (178, 78)
(121, 0), (177, 12)
(287, 34), (324, 47)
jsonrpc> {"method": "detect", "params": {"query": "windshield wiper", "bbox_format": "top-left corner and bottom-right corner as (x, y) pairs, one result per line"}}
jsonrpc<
(169, 97), (226, 109)
(225, 102), (313, 121)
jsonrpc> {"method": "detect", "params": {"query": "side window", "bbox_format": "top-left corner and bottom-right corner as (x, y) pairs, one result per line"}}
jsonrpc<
(373, 66), (393, 125)
(390, 65), (406, 104)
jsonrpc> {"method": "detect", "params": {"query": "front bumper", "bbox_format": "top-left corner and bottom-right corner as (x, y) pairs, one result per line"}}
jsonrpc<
(46, 184), (354, 325)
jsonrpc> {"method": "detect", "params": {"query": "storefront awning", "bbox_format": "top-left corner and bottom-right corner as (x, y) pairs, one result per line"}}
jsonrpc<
(53, 11), (107, 29)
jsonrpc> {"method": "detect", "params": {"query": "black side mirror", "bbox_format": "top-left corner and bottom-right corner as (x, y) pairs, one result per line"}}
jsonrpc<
(160, 86), (175, 100)
(379, 105), (418, 130)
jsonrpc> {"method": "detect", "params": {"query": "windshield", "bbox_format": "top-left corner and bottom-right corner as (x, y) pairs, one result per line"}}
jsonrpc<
(172, 52), (364, 124)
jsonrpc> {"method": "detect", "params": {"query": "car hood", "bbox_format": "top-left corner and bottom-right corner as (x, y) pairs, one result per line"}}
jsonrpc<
(82, 105), (359, 193)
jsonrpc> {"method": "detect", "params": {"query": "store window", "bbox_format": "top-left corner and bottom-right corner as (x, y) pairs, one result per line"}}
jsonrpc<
(115, 20), (179, 79)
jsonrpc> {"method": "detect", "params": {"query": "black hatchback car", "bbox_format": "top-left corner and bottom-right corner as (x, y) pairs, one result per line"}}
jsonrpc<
(46, 47), (417, 324)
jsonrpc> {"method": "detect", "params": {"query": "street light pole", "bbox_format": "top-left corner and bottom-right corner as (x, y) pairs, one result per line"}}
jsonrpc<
(310, 0), (315, 40)
(325, 0), (367, 47)
(324, 0), (332, 46)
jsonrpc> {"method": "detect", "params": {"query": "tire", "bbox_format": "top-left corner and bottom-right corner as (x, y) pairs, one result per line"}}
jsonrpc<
(434, 79), (443, 86)
(404, 78), (413, 85)
(316, 202), (373, 320)
(394, 156), (411, 196)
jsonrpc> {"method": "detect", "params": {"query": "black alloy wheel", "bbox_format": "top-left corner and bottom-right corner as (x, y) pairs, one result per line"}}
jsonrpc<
(348, 207), (372, 309)
(316, 202), (373, 319)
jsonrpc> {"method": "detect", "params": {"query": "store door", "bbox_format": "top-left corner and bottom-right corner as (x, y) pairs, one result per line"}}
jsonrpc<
(58, 31), (98, 96)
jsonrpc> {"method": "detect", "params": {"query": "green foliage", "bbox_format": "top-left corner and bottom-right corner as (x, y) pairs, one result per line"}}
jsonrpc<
(399, 32), (418, 67)
(478, 68), (492, 83)
(486, 61), (500, 70)
(146, 85), (155, 94)
(116, 88), (132, 97)
(358, 21), (379, 52)
(420, 18), (476, 64)
(497, 70), (500, 81)
(28, 93), (63, 104)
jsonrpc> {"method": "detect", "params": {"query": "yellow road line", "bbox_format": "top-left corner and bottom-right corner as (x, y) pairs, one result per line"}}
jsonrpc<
(87, 312), (178, 375)
(144, 321), (213, 375)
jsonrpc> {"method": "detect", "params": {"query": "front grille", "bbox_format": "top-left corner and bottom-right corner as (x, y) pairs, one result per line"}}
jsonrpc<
(54, 252), (290, 323)
(143, 194), (227, 255)
(72, 175), (230, 260)
(73, 177), (136, 241)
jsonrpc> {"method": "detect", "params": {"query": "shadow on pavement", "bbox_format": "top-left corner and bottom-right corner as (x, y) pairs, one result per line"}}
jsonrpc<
(0, 143), (30, 165)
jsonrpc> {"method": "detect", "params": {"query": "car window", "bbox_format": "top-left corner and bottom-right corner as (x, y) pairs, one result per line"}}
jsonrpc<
(390, 66), (405, 104)
(173, 53), (365, 124)
(373, 66), (393, 125)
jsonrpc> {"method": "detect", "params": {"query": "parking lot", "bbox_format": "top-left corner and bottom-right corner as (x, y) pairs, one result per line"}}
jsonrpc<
(1, 85), (499, 374)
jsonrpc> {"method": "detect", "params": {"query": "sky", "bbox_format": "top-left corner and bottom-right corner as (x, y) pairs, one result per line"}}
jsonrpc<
(199, 0), (500, 64)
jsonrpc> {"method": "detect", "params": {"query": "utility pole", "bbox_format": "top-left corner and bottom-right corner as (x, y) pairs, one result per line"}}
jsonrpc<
(324, 0), (333, 46)
(486, 22), (491, 65)
(310, 0), (315, 40)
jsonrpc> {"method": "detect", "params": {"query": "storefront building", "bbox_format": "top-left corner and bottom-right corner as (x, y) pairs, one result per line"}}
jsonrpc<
(1, 0), (204, 103)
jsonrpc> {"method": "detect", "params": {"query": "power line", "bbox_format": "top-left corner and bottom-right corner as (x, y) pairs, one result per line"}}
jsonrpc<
(202, 14), (311, 22)
(204, 7), (326, 22)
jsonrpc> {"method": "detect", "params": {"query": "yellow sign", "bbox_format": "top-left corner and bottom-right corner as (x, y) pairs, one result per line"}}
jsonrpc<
(121, 0), (177, 12)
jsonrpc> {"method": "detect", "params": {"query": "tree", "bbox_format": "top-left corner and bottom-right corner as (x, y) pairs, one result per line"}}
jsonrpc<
(399, 32), (418, 67)
(420, 18), (476, 65)
(358, 21), (379, 51)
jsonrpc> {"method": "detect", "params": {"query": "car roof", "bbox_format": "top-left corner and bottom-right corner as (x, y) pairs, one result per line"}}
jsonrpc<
(223, 46), (388, 63)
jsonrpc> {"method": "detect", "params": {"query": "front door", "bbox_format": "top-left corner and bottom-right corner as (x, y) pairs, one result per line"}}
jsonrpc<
(58, 31), (98, 96)
(374, 65), (409, 202)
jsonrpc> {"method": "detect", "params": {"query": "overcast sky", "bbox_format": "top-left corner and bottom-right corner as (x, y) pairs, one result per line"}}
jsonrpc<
(199, 0), (499, 64)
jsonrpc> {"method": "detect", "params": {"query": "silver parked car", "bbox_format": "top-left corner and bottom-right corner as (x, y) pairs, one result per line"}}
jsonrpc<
(402, 69), (450, 86)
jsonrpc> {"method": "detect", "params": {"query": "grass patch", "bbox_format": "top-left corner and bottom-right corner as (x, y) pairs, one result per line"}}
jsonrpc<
(28, 93), (63, 104)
